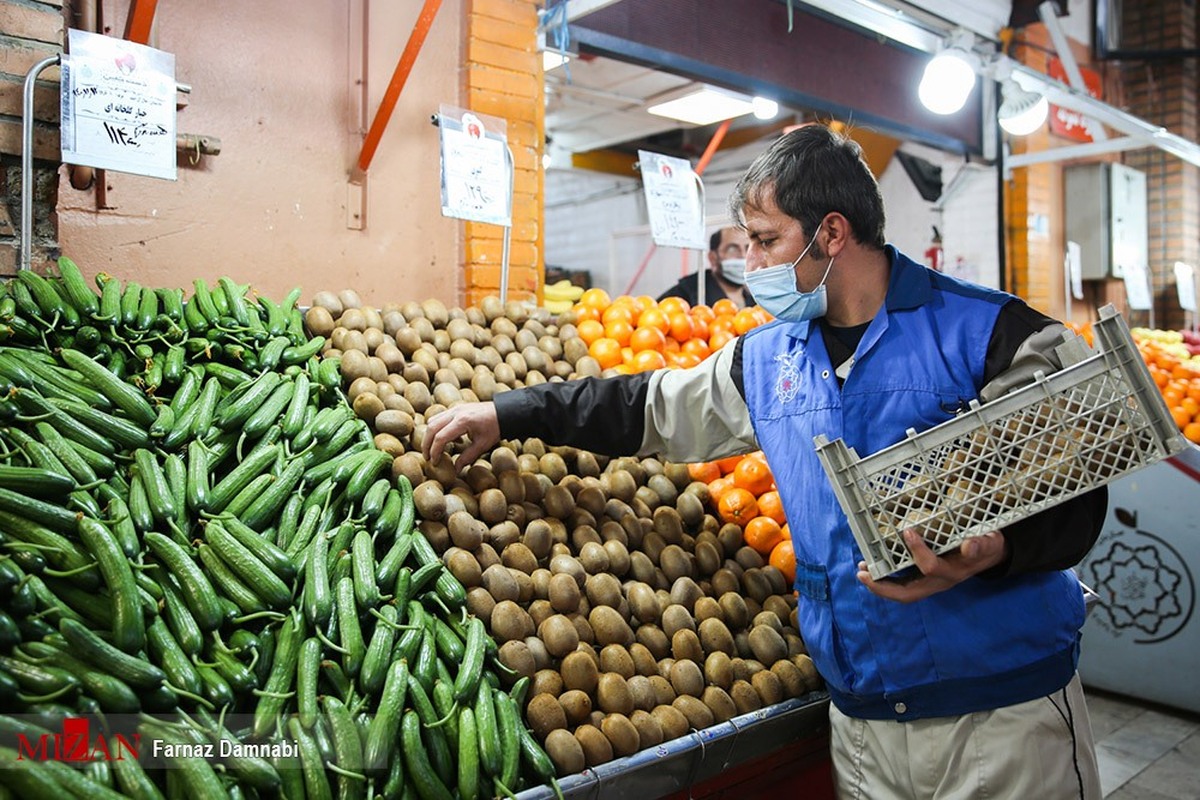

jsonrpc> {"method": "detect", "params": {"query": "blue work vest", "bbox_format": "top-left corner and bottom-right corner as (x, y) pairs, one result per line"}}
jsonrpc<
(740, 248), (1084, 720)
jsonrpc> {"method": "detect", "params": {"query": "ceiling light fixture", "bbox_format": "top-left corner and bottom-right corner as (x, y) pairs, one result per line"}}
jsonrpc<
(542, 49), (570, 71)
(647, 86), (759, 126)
(918, 46), (979, 115)
(752, 96), (779, 120)
(997, 79), (1048, 136)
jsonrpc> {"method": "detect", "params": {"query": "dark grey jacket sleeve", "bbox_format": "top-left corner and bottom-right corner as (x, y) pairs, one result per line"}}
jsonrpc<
(493, 338), (757, 462)
(978, 300), (1108, 576)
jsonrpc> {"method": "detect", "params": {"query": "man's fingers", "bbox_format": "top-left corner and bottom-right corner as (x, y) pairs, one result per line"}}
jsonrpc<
(903, 529), (940, 575)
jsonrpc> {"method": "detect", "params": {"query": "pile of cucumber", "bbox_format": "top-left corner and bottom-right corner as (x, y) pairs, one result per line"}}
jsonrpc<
(0, 261), (559, 800)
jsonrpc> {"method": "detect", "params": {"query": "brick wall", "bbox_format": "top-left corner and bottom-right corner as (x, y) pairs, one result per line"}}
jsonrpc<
(0, 0), (63, 274)
(462, 0), (543, 308)
(1118, 0), (1199, 330)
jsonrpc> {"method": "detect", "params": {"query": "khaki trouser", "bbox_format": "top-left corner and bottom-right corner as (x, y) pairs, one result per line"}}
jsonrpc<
(830, 673), (1101, 800)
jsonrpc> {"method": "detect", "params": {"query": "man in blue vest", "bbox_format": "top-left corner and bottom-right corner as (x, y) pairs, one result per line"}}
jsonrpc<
(425, 124), (1105, 799)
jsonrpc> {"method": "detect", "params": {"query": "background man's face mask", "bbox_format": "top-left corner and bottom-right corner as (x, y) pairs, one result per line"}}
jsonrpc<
(719, 258), (746, 284)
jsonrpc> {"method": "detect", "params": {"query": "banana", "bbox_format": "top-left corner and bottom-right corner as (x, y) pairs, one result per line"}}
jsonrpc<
(544, 279), (585, 302)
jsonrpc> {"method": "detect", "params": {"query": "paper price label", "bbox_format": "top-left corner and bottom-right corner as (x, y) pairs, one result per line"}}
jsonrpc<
(639, 150), (705, 251)
(61, 29), (177, 181)
(1175, 262), (1197, 312)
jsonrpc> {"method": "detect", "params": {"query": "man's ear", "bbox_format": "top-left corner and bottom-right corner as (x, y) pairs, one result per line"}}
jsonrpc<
(823, 213), (851, 257)
(708, 250), (721, 270)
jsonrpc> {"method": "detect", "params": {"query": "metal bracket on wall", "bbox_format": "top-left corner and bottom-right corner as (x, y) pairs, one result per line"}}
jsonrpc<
(20, 54), (61, 272)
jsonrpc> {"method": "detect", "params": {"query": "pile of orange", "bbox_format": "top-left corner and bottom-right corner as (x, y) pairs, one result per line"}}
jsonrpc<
(1062, 323), (1200, 445)
(1139, 338), (1200, 444)
(570, 289), (772, 374)
(689, 451), (796, 585)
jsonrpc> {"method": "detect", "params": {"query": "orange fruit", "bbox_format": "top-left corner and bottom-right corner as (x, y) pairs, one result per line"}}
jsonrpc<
(637, 308), (670, 334)
(1186, 421), (1200, 444)
(715, 455), (743, 475)
(708, 475), (735, 505)
(757, 490), (786, 525)
(667, 312), (694, 342)
(688, 461), (721, 484)
(576, 318), (605, 346)
(621, 346), (634, 364)
(769, 538), (796, 585)
(604, 319), (634, 347)
(744, 515), (784, 555)
(602, 304), (634, 326)
(631, 349), (667, 372)
(718, 487), (759, 526)
(682, 338), (711, 360)
(690, 304), (715, 324)
(709, 329), (735, 352)
(1172, 407), (1192, 429)
(634, 295), (657, 314)
(732, 308), (761, 335)
(573, 304), (602, 324)
(673, 352), (702, 369)
(1181, 397), (1200, 418)
(733, 456), (774, 496)
(588, 337), (623, 369)
(712, 298), (738, 317)
(580, 287), (611, 309)
(630, 326), (666, 353)
(659, 296), (691, 316)
(710, 315), (735, 336)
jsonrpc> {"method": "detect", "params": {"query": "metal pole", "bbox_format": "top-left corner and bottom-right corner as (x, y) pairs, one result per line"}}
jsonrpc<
(499, 142), (514, 302)
(21, 55), (61, 272)
(695, 173), (707, 308)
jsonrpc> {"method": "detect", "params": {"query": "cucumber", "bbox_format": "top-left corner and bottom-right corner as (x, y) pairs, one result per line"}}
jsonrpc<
(77, 516), (144, 654)
(402, 710), (455, 800)
(204, 519), (293, 609)
(364, 659), (408, 773)
(144, 532), (224, 631)
(58, 618), (165, 689)
(59, 348), (156, 426)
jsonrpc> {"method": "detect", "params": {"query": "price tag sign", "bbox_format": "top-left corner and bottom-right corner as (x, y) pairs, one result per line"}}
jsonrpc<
(61, 29), (177, 180)
(1122, 262), (1153, 311)
(438, 106), (511, 226)
(639, 150), (705, 250)
(1175, 262), (1197, 312)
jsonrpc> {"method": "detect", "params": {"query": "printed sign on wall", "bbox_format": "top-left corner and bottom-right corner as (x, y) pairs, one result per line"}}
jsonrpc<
(61, 29), (177, 180)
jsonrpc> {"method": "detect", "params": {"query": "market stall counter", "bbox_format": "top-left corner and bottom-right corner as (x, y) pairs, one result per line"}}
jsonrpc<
(515, 692), (835, 800)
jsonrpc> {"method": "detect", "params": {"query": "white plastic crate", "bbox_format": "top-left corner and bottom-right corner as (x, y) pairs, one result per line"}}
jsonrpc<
(814, 305), (1189, 580)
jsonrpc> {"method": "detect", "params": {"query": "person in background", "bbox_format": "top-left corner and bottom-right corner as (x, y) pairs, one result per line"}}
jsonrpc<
(657, 226), (754, 308)
(424, 124), (1106, 800)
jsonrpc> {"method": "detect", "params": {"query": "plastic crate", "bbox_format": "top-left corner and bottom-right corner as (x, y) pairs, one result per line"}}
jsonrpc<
(814, 305), (1189, 580)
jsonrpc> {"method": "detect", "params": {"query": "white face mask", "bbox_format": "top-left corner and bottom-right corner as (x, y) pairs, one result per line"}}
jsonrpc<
(719, 258), (746, 285)
(744, 227), (835, 322)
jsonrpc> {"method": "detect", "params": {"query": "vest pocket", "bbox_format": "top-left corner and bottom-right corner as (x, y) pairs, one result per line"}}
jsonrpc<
(794, 559), (858, 691)
(795, 559), (831, 599)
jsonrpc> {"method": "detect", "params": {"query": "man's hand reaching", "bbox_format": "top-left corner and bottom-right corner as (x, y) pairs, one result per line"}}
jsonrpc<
(422, 402), (501, 469)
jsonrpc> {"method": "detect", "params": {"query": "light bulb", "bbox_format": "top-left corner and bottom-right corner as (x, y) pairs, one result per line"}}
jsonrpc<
(998, 81), (1049, 135)
(918, 49), (978, 115)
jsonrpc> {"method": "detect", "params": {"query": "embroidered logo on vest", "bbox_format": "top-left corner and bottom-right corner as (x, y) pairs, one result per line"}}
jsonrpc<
(774, 353), (800, 403)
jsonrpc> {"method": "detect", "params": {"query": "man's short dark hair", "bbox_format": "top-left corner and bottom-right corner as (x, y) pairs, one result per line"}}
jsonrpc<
(729, 124), (886, 248)
(709, 230), (723, 253)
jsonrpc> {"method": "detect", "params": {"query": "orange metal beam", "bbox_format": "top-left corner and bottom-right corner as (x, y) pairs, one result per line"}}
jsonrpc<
(355, 0), (443, 175)
(124, 0), (158, 44)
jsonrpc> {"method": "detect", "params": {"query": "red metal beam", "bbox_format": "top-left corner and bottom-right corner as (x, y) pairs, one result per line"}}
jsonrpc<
(124, 0), (158, 44)
(355, 0), (443, 175)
